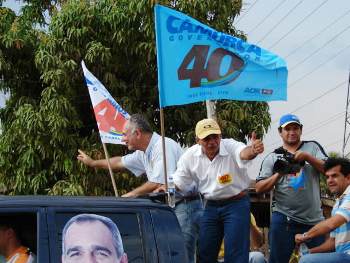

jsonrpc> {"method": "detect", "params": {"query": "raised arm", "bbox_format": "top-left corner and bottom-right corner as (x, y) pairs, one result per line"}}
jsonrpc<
(77, 149), (125, 171)
(240, 132), (264, 160)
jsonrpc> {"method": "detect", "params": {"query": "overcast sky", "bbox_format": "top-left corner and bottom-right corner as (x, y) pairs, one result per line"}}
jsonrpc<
(2, 0), (350, 178)
(234, 0), (350, 178)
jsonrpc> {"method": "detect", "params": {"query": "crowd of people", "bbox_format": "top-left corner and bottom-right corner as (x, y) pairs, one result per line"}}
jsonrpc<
(77, 113), (350, 263)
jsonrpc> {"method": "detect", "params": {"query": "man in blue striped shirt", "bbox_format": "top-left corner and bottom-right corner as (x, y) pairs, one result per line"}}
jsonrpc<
(295, 157), (350, 263)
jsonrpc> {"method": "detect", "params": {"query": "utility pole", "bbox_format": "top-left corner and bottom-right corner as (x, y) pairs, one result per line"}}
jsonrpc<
(206, 100), (216, 119)
(342, 70), (350, 157)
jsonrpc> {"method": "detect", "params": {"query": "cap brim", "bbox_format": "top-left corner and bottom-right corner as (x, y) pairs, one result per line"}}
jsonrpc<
(197, 130), (221, 140)
(280, 121), (302, 128)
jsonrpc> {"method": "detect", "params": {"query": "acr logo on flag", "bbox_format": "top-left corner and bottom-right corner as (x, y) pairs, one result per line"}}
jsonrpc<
(262, 89), (273, 95)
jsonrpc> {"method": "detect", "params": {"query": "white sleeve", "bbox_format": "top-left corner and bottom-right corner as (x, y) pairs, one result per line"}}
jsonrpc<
(145, 141), (183, 184)
(147, 151), (166, 184)
(226, 139), (250, 169)
(173, 153), (196, 193)
(121, 152), (146, 177)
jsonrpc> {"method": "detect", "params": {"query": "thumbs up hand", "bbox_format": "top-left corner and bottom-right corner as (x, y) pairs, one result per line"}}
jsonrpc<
(251, 131), (264, 155)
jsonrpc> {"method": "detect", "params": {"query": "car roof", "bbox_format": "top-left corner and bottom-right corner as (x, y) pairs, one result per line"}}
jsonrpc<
(0, 195), (170, 210)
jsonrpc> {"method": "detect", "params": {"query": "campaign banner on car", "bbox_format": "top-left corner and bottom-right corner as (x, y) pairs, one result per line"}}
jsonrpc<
(81, 61), (129, 144)
(154, 4), (288, 107)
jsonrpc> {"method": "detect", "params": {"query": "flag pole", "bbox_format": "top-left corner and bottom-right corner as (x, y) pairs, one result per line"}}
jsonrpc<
(102, 143), (119, 197)
(160, 108), (168, 190)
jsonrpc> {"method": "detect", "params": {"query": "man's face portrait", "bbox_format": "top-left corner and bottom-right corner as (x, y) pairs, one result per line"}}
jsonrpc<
(279, 123), (302, 146)
(62, 218), (127, 263)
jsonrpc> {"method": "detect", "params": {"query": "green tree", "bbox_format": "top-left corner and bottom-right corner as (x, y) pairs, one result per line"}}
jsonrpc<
(0, 0), (271, 196)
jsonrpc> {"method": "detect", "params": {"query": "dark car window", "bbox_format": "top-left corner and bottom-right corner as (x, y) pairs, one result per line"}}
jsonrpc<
(55, 212), (144, 263)
(0, 213), (37, 261)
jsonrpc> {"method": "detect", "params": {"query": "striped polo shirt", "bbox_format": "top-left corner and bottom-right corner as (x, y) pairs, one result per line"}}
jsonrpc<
(331, 185), (350, 254)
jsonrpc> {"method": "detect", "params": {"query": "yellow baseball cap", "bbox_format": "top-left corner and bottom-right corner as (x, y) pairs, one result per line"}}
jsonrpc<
(195, 119), (221, 139)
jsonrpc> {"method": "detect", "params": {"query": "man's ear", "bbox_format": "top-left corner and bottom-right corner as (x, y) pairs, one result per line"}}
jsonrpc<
(120, 253), (128, 263)
(345, 174), (350, 185)
(134, 128), (142, 138)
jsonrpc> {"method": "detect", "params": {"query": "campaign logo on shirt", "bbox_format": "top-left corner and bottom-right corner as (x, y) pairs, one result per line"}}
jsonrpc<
(218, 173), (233, 185)
(287, 169), (305, 191)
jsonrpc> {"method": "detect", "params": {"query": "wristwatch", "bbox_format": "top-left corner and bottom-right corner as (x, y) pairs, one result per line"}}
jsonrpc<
(302, 232), (309, 240)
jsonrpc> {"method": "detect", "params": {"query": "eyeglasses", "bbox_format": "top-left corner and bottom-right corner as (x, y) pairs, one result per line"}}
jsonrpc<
(202, 134), (220, 141)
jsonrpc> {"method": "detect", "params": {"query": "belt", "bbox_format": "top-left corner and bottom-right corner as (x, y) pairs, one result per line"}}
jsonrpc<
(176, 194), (201, 205)
(206, 191), (247, 206)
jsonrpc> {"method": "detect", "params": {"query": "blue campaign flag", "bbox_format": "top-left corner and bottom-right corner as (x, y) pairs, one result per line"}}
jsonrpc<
(154, 4), (288, 108)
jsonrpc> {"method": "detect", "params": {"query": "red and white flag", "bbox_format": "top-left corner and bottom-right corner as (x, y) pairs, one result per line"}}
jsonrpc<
(81, 61), (129, 144)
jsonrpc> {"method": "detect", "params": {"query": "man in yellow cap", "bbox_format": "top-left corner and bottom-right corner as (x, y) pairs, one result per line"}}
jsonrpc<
(173, 118), (264, 263)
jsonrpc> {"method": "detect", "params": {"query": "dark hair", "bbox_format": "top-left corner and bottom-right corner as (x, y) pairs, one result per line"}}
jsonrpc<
(278, 124), (303, 133)
(0, 218), (20, 238)
(128, 114), (152, 134)
(324, 157), (350, 177)
(62, 214), (124, 258)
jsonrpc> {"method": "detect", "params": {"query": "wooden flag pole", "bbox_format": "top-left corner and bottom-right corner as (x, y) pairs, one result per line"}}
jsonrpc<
(102, 143), (119, 197)
(160, 108), (168, 190)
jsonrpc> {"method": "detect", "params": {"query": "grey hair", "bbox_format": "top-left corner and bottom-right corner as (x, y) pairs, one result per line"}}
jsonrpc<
(128, 114), (152, 134)
(62, 213), (124, 258)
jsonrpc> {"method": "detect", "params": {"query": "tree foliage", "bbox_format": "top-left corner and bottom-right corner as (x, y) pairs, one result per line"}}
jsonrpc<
(0, 0), (271, 196)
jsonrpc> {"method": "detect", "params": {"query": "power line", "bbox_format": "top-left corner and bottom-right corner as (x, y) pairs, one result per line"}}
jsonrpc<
(289, 43), (350, 88)
(266, 110), (345, 151)
(268, 0), (330, 49)
(248, 0), (288, 35)
(290, 24), (350, 71)
(256, 0), (304, 44)
(235, 0), (260, 25)
(285, 8), (350, 59)
(270, 81), (347, 125)
(289, 81), (346, 114)
(325, 138), (343, 150)
(302, 111), (345, 137)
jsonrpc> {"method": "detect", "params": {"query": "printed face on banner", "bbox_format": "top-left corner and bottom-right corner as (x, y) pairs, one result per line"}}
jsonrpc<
(62, 214), (128, 263)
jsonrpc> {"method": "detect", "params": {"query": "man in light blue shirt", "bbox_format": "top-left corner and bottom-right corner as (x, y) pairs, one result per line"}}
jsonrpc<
(295, 157), (350, 263)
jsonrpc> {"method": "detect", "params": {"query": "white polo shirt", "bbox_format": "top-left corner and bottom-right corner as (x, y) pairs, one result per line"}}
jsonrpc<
(173, 139), (250, 200)
(121, 132), (183, 184)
